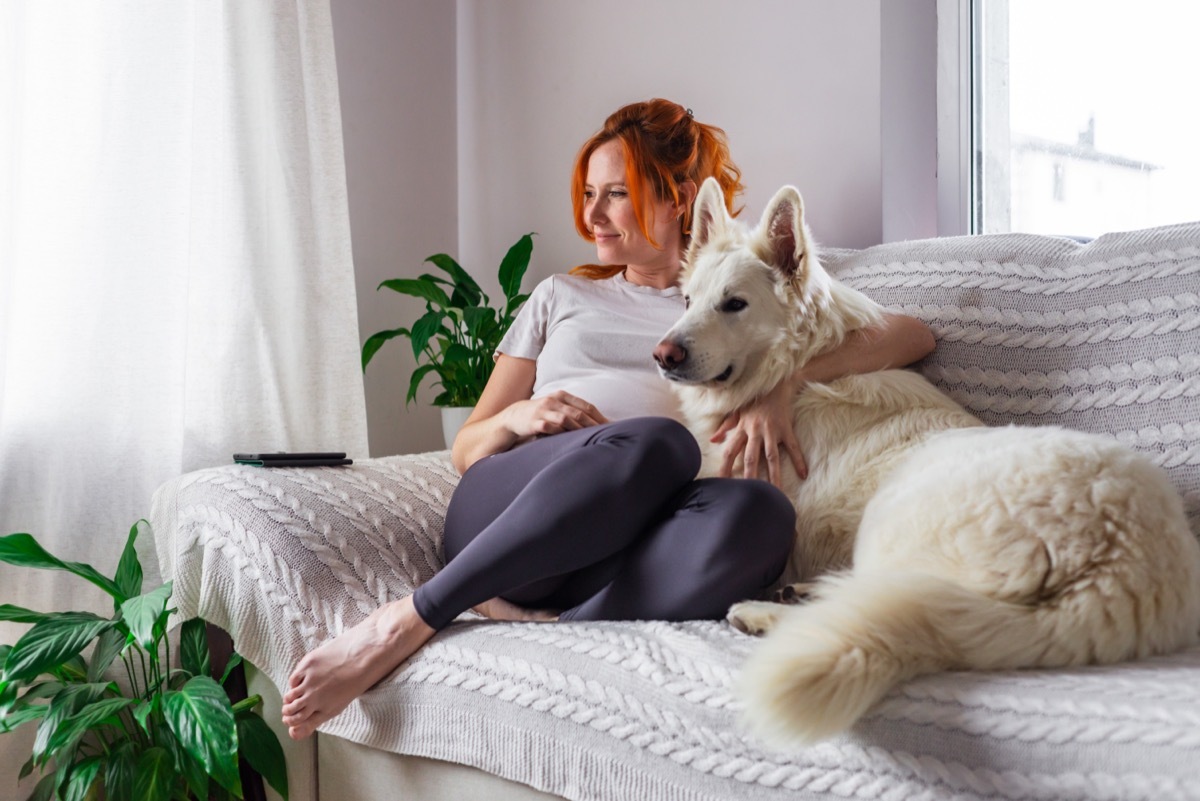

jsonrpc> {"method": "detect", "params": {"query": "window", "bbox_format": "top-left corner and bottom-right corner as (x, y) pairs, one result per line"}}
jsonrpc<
(969, 0), (1200, 237)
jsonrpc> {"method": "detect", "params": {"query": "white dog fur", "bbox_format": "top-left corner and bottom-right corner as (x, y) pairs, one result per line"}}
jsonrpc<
(656, 177), (1200, 746)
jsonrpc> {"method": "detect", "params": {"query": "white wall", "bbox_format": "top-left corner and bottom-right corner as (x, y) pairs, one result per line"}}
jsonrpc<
(332, 0), (457, 458)
(882, 0), (939, 242)
(456, 0), (883, 297)
(335, 0), (934, 456)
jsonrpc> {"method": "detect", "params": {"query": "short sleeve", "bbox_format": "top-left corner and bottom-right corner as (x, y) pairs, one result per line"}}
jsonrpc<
(496, 275), (555, 361)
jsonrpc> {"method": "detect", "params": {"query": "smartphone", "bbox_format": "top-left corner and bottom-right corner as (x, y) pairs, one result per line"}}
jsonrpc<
(233, 452), (352, 467)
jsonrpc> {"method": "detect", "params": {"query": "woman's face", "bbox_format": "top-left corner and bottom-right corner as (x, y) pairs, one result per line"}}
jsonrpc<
(583, 140), (682, 270)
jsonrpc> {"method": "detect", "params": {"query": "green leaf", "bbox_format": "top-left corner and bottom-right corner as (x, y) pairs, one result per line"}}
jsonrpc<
(27, 772), (56, 801)
(237, 711), (289, 799)
(360, 327), (409, 371)
(426, 253), (483, 307)
(415, 271), (453, 287)
(462, 306), (499, 341)
(410, 309), (446, 360)
(132, 695), (157, 735)
(52, 654), (88, 684)
(163, 676), (241, 796)
(219, 652), (244, 687)
(176, 745), (210, 801)
(86, 625), (126, 683)
(3, 614), (114, 683)
(0, 702), (47, 733)
(105, 741), (138, 801)
(1, 679), (61, 727)
(405, 363), (438, 406)
(0, 604), (51, 624)
(114, 520), (146, 601)
(61, 754), (103, 801)
(178, 618), (211, 679)
(45, 696), (132, 758)
(0, 676), (14, 713)
(118, 582), (173, 651)
(498, 233), (534, 302)
(441, 343), (475, 383)
(377, 277), (451, 309)
(0, 534), (122, 600)
(132, 747), (174, 801)
(32, 683), (113, 766)
(503, 291), (532, 319)
(13, 680), (65, 708)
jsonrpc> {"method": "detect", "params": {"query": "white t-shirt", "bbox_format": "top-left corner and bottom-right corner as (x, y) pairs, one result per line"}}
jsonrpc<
(497, 272), (685, 421)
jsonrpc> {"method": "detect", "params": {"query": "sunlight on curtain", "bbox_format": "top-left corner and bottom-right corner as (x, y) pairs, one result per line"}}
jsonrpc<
(0, 0), (368, 645)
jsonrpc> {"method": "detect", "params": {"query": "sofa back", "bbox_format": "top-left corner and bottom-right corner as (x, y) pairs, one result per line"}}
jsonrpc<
(824, 222), (1200, 537)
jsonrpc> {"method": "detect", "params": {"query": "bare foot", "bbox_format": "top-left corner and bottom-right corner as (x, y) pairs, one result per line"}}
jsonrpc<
(281, 594), (435, 739)
(472, 596), (559, 622)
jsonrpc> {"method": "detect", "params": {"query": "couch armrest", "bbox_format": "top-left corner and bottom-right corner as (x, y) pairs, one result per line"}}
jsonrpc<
(147, 451), (459, 687)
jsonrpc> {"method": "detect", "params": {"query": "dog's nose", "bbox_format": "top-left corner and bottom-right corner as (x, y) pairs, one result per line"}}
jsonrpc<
(653, 340), (687, 371)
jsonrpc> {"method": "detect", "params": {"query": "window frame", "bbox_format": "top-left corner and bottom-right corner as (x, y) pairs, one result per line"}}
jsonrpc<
(935, 0), (976, 237)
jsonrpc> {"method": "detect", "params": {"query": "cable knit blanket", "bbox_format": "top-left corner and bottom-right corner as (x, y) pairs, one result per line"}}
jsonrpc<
(150, 224), (1200, 801)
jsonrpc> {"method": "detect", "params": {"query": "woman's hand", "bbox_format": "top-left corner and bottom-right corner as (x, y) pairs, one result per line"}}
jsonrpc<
(709, 312), (935, 488)
(502, 390), (609, 439)
(711, 379), (807, 487)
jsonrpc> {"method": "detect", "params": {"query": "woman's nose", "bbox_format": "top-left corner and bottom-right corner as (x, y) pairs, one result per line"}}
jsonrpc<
(585, 197), (606, 227)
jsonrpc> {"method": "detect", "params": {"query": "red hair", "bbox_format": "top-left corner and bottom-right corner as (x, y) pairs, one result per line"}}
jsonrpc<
(570, 99), (744, 279)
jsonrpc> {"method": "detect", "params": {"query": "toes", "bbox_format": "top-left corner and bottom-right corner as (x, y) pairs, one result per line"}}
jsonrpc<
(281, 698), (310, 722)
(286, 670), (309, 693)
(289, 718), (319, 740)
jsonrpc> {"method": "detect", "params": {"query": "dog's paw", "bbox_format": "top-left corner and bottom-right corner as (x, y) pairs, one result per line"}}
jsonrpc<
(727, 601), (786, 636)
(772, 582), (816, 605)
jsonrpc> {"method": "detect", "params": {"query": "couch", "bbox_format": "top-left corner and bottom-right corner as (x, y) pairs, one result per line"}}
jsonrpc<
(148, 222), (1200, 801)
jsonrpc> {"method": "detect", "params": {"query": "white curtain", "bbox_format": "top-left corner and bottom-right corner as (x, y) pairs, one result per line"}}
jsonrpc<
(0, 0), (369, 640)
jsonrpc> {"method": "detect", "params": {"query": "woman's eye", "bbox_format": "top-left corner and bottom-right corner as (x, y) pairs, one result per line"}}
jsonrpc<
(609, 190), (627, 199)
(722, 298), (747, 313)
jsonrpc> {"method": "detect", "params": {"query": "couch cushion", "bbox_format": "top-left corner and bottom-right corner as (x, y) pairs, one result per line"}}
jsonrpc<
(824, 222), (1200, 536)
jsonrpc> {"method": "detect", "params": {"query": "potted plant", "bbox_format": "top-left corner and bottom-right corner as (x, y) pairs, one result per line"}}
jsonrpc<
(0, 523), (288, 801)
(361, 233), (533, 448)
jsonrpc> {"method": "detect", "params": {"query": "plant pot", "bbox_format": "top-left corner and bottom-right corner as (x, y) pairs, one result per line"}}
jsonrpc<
(440, 406), (474, 450)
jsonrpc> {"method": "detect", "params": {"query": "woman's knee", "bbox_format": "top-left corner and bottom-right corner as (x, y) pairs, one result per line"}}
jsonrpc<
(705, 479), (796, 555)
(592, 417), (701, 481)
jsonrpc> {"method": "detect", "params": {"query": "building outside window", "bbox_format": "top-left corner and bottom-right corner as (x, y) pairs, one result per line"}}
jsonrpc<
(971, 0), (1200, 238)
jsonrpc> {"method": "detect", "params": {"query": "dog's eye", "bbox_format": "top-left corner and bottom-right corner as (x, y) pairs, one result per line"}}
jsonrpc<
(721, 298), (747, 313)
(684, 295), (691, 309)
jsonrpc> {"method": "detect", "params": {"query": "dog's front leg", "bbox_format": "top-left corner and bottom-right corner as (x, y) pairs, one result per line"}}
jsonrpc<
(727, 601), (787, 635)
(727, 582), (816, 635)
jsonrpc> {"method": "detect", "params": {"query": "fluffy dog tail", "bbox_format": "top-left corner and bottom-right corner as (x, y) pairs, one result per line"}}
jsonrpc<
(737, 571), (1057, 745)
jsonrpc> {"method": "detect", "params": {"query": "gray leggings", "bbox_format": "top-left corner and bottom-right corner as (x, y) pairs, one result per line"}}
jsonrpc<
(411, 417), (795, 630)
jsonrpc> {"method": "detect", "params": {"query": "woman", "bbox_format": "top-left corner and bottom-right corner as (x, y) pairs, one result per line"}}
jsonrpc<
(281, 99), (935, 740)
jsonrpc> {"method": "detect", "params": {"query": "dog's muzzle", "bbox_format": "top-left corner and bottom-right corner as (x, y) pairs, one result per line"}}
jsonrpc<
(653, 340), (687, 373)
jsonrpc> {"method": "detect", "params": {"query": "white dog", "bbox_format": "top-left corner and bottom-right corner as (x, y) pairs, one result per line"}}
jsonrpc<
(655, 177), (1200, 746)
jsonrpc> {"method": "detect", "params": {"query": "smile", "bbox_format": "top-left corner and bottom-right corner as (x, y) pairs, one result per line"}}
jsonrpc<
(714, 365), (734, 382)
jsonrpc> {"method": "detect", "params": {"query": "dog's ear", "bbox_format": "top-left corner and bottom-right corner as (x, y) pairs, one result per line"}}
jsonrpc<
(689, 176), (729, 252)
(758, 185), (809, 280)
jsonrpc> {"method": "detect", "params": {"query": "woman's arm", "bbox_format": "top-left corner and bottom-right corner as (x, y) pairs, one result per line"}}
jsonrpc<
(451, 354), (609, 473)
(791, 312), (935, 386)
(713, 312), (936, 486)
